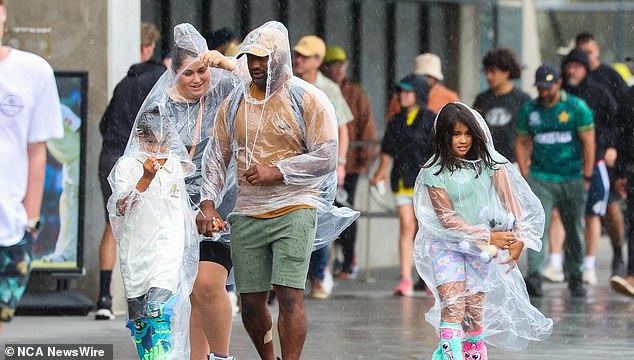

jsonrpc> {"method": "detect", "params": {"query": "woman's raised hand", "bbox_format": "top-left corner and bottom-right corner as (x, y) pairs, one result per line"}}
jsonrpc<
(200, 50), (237, 71)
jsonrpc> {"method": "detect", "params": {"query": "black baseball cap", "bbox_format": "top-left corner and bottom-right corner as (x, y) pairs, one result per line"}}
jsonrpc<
(534, 64), (561, 88)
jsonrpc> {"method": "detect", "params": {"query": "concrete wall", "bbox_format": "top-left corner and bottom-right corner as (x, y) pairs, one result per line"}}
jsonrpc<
(6, 0), (140, 307)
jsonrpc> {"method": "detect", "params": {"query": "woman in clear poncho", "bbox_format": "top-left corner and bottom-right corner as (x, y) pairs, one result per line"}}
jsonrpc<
(413, 103), (552, 360)
(108, 23), (238, 360)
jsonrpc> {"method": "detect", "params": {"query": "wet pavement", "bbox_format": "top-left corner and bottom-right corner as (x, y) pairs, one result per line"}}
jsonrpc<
(3, 237), (633, 359)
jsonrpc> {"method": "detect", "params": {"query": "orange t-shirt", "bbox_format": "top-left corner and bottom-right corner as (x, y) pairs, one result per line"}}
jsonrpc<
(213, 82), (336, 218)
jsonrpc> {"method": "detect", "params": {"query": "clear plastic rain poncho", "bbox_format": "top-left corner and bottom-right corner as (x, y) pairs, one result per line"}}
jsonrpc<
(413, 103), (552, 351)
(201, 21), (359, 249)
(107, 23), (235, 359)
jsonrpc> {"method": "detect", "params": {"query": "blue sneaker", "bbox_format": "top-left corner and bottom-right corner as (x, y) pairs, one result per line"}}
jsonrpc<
(146, 295), (178, 359)
(126, 319), (153, 359)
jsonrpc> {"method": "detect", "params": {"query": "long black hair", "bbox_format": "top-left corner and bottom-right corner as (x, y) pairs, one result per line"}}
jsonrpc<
(424, 103), (503, 176)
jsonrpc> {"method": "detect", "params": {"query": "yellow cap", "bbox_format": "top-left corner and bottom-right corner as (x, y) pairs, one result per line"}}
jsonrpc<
(293, 35), (326, 58)
(324, 46), (347, 64)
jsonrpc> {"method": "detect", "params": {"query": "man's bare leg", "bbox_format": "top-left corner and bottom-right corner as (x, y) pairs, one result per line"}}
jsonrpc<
(606, 201), (626, 275)
(241, 291), (275, 360)
(275, 286), (307, 360)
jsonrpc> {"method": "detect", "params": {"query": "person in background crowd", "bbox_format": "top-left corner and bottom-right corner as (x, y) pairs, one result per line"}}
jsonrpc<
(320, 45), (378, 279)
(96, 22), (165, 321)
(574, 32), (628, 282)
(203, 28), (240, 56)
(546, 48), (620, 286)
(610, 84), (634, 298)
(0, 0), (64, 334)
(474, 48), (530, 163)
(293, 35), (353, 299)
(516, 64), (595, 298)
(387, 53), (459, 119)
(371, 74), (435, 296)
(576, 32), (629, 103)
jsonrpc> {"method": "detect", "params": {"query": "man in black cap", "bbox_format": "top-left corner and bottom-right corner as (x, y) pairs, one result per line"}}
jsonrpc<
(515, 64), (595, 298)
(611, 85), (634, 298)
(557, 48), (624, 286)
(576, 32), (629, 103)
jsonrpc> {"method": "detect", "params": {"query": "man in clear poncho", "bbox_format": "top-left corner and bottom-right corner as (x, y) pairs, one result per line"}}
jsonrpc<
(414, 103), (552, 359)
(199, 21), (358, 360)
(108, 23), (238, 360)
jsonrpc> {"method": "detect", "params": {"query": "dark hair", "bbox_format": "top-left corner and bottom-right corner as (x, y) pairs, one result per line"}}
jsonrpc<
(482, 48), (522, 79)
(575, 32), (594, 45)
(424, 103), (502, 176)
(203, 28), (237, 50)
(171, 46), (199, 73)
(136, 106), (171, 142)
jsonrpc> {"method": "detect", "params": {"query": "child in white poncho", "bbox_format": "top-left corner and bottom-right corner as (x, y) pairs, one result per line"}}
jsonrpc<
(108, 105), (197, 359)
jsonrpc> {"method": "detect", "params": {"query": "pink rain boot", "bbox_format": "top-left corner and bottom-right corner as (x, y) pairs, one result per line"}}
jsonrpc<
(463, 329), (487, 360)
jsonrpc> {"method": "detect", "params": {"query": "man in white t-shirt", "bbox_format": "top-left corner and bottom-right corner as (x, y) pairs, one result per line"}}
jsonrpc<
(0, 0), (64, 333)
(292, 35), (353, 299)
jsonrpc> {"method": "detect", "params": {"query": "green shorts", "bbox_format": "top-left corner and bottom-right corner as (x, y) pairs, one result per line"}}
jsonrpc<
(1, 233), (33, 322)
(230, 208), (317, 293)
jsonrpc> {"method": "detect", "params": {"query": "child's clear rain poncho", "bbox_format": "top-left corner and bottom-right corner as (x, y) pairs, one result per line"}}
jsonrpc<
(413, 103), (553, 351)
(107, 23), (235, 359)
(200, 21), (359, 249)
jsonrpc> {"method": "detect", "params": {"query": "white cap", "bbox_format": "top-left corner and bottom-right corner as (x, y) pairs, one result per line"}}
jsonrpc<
(414, 53), (444, 81)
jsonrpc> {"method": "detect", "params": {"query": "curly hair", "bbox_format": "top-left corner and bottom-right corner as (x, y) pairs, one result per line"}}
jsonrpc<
(482, 48), (522, 79)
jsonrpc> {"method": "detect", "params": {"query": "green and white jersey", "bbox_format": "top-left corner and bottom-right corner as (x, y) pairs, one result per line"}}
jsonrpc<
(517, 91), (594, 182)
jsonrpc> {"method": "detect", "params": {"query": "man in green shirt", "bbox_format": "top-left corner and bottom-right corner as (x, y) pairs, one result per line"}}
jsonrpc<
(515, 64), (595, 298)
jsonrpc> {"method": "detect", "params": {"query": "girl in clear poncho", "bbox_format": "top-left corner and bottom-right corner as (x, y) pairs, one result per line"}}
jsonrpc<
(108, 105), (197, 359)
(414, 103), (552, 360)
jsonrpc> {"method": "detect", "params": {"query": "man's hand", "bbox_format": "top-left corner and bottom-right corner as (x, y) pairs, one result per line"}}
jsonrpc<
(197, 200), (226, 237)
(604, 147), (617, 168)
(244, 164), (284, 186)
(200, 50), (238, 71)
(615, 178), (628, 199)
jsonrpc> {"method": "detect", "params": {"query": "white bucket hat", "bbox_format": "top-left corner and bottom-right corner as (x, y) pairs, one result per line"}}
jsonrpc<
(414, 53), (444, 81)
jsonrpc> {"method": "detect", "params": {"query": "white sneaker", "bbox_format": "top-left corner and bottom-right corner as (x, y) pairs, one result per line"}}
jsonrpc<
(228, 291), (239, 317)
(322, 270), (334, 296)
(582, 267), (598, 286)
(207, 354), (235, 360)
(542, 265), (565, 283)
